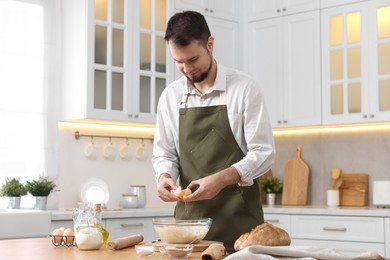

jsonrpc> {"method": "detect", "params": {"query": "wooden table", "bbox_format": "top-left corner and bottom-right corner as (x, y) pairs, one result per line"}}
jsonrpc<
(0, 237), (206, 260)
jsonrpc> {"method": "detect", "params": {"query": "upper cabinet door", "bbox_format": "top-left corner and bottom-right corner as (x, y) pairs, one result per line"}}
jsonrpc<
(248, 11), (321, 128)
(321, 0), (390, 125)
(247, 0), (320, 21)
(174, 0), (239, 21)
(61, 0), (171, 124)
(321, 0), (369, 9)
(367, 0), (390, 121)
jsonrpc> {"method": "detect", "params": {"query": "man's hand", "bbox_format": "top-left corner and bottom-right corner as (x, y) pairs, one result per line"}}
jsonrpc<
(157, 173), (179, 202)
(185, 167), (241, 201)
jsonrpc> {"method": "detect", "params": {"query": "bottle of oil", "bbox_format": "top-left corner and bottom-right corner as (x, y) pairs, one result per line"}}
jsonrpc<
(92, 203), (109, 246)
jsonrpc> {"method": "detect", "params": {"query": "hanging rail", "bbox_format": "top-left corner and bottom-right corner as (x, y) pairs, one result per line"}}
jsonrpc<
(74, 130), (154, 141)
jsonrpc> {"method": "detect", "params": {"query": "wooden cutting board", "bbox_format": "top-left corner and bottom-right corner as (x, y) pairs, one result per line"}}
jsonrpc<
(282, 147), (310, 205)
(339, 173), (368, 206)
(141, 240), (223, 252)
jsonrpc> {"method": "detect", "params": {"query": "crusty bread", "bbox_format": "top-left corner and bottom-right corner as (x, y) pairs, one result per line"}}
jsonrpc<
(234, 222), (291, 251)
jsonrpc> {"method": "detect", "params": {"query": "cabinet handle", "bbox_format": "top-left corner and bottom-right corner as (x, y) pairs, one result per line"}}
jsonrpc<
(277, 9), (281, 13)
(322, 227), (347, 232)
(277, 120), (282, 124)
(204, 8), (208, 12)
(121, 223), (144, 228)
(265, 219), (279, 223)
(283, 120), (287, 124)
(363, 114), (368, 119)
(282, 8), (286, 12)
(210, 9), (214, 13)
(370, 114), (375, 118)
(128, 114), (133, 118)
(134, 114), (139, 118)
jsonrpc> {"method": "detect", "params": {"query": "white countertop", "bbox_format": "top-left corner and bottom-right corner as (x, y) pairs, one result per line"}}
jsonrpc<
(50, 205), (390, 221)
(263, 205), (390, 217)
(51, 207), (175, 221)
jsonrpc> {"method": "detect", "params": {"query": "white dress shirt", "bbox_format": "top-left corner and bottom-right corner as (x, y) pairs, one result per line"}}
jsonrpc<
(152, 63), (275, 186)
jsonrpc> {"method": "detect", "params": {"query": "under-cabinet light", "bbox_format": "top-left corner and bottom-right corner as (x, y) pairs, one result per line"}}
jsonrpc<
(272, 123), (390, 136)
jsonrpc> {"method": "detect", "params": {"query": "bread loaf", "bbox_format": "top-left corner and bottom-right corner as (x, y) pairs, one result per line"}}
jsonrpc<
(234, 222), (291, 251)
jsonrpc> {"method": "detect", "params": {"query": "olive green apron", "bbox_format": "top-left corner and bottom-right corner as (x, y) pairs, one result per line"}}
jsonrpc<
(176, 91), (263, 248)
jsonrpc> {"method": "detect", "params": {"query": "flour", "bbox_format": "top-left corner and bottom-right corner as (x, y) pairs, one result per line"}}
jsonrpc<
(75, 227), (103, 250)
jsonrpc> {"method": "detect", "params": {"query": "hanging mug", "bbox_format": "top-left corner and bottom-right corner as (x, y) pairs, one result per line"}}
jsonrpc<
(119, 141), (132, 160)
(102, 140), (116, 159)
(135, 140), (145, 160)
(84, 138), (98, 159)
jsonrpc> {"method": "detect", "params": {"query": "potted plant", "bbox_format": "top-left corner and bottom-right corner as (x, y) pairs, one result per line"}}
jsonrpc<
(0, 178), (28, 209)
(260, 176), (283, 206)
(26, 176), (58, 210)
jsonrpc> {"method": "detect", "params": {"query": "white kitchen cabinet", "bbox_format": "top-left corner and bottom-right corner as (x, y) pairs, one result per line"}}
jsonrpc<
(105, 217), (156, 241)
(321, 0), (369, 9)
(248, 11), (321, 128)
(321, 0), (390, 125)
(51, 220), (74, 230)
(173, 1), (239, 71)
(246, 0), (320, 21)
(174, 0), (239, 21)
(386, 218), (390, 257)
(263, 213), (290, 234)
(291, 215), (385, 256)
(61, 0), (171, 124)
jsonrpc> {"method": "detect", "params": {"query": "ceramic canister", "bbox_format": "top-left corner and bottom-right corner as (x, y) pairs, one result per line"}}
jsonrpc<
(130, 185), (146, 208)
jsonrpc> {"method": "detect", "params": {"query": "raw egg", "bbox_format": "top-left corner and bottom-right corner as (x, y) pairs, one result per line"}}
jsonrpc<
(63, 228), (75, 244)
(51, 228), (63, 244)
(174, 186), (192, 200)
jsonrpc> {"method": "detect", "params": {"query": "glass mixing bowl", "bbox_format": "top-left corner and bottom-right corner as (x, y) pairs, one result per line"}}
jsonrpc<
(152, 218), (212, 244)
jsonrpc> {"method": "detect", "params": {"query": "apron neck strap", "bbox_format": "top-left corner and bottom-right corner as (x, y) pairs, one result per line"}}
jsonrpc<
(180, 91), (226, 108)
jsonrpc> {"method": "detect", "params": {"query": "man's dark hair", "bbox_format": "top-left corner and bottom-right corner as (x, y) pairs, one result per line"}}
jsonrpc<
(164, 11), (211, 48)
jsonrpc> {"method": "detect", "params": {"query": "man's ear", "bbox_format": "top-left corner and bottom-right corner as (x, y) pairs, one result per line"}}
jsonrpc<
(207, 36), (214, 52)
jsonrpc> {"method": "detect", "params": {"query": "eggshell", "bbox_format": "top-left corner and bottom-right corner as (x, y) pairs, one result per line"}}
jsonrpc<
(174, 187), (192, 199)
(51, 229), (63, 244)
(63, 228), (75, 244)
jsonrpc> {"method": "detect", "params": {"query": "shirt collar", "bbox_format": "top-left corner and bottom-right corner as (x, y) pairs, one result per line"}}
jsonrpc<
(182, 61), (227, 95)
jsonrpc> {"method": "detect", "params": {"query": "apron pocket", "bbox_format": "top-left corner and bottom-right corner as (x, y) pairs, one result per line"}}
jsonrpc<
(191, 128), (235, 174)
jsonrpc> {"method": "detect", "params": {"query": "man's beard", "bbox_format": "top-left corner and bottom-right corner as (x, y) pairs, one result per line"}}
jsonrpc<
(186, 55), (213, 83)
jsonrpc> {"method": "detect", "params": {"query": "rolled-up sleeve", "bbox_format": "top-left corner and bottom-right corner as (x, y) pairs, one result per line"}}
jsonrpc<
(152, 88), (181, 184)
(230, 79), (275, 186)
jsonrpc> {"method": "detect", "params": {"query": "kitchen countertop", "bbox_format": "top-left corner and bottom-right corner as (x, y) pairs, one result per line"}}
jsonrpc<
(263, 205), (390, 217)
(49, 206), (390, 221)
(0, 237), (209, 260)
(51, 207), (175, 221)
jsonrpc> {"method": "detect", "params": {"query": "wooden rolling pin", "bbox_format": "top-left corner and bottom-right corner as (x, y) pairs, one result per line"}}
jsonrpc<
(107, 234), (144, 250)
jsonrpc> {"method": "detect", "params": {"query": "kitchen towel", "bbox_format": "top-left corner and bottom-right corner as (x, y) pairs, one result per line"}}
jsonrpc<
(106, 234), (144, 250)
(224, 245), (384, 260)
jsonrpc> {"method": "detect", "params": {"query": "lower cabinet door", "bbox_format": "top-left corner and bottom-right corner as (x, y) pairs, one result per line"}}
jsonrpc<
(105, 218), (156, 241)
(264, 214), (291, 234)
(292, 238), (385, 256)
(51, 220), (74, 231)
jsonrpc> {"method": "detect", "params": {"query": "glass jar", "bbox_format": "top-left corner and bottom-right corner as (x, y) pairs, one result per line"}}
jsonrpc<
(74, 226), (103, 250)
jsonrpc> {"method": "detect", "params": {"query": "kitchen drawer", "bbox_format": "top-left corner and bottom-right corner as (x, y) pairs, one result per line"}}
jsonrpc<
(51, 220), (74, 230)
(291, 215), (384, 243)
(264, 214), (291, 234)
(105, 218), (156, 241)
(292, 238), (385, 256)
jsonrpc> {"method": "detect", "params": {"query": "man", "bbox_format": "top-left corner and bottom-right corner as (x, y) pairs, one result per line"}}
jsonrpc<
(152, 11), (275, 248)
